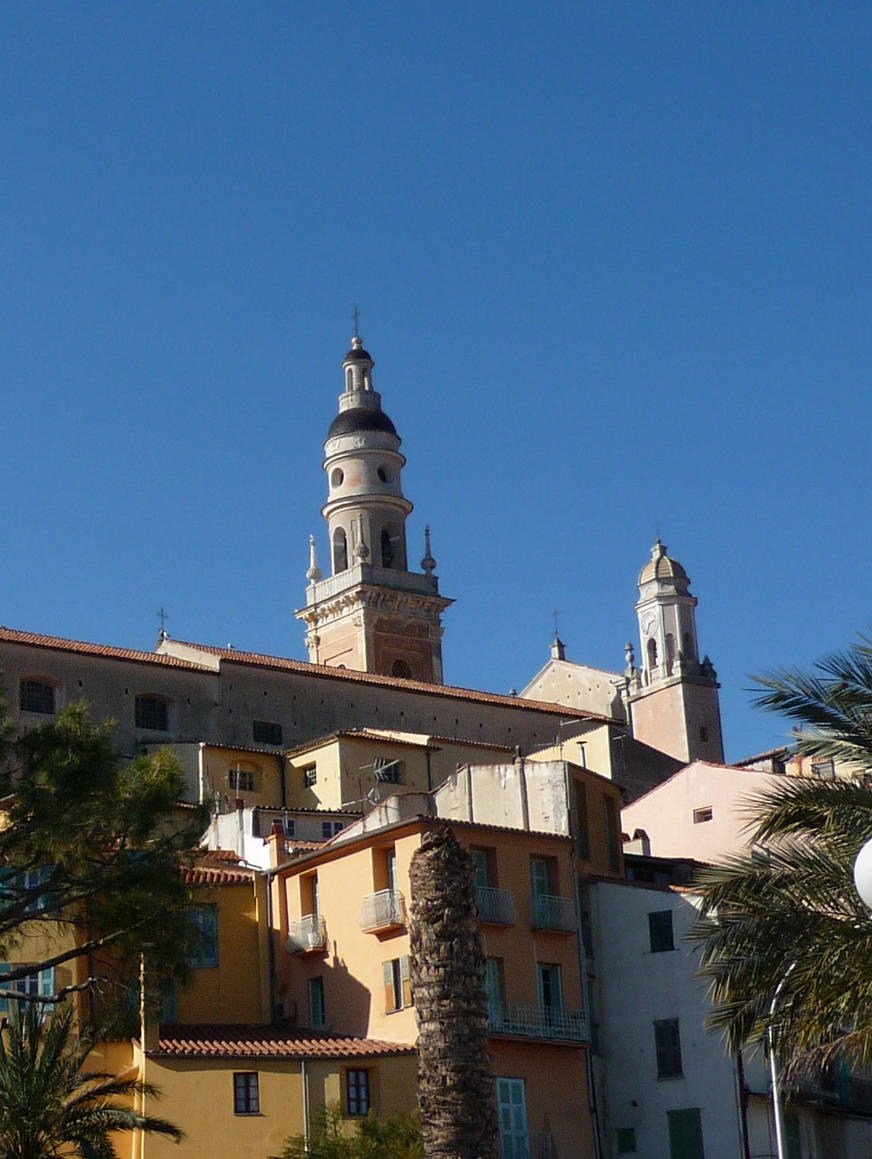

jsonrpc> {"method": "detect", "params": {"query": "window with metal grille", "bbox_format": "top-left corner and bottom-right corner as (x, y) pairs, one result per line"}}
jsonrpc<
(654, 1019), (683, 1079)
(648, 910), (675, 953)
(233, 1072), (259, 1115)
(19, 680), (56, 715)
(252, 720), (283, 746)
(374, 757), (404, 784)
(135, 695), (169, 731)
(302, 764), (317, 788)
(229, 764), (257, 792)
(346, 1069), (370, 1116)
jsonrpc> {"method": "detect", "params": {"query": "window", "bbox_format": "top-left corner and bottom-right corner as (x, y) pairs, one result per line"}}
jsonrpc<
(785, 1112), (802, 1159)
(321, 820), (344, 840)
(485, 957), (504, 1019)
(19, 679), (56, 715)
(647, 638), (658, 668)
(698, 726), (709, 743)
(471, 848), (493, 889)
(331, 468), (344, 488)
(616, 1128), (637, 1153)
(811, 760), (836, 780)
(233, 1072), (259, 1115)
(229, 764), (258, 792)
(497, 1078), (528, 1159)
(603, 794), (621, 872)
(374, 756), (404, 784)
(530, 856), (555, 898)
(308, 976), (326, 1027)
(537, 962), (563, 1014)
(380, 527), (394, 567)
(391, 659), (412, 679)
(693, 807), (713, 825)
(252, 720), (283, 746)
(383, 956), (412, 1012)
(654, 1019), (683, 1079)
(135, 695), (169, 731)
(333, 527), (348, 573)
(346, 1068), (370, 1116)
(187, 904), (218, 968)
(649, 910), (675, 953)
(302, 764), (317, 788)
(575, 781), (590, 860)
(666, 1108), (704, 1159)
(0, 965), (55, 1014)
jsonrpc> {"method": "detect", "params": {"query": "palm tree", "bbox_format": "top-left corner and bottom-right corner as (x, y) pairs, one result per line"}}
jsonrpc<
(694, 636), (872, 1073)
(0, 1002), (182, 1159)
(408, 824), (497, 1159)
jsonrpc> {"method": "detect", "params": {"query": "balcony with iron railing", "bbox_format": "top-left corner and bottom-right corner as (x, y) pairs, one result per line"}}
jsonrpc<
(476, 886), (517, 926)
(359, 889), (407, 933)
(531, 893), (577, 933)
(489, 1002), (588, 1043)
(286, 914), (327, 955)
(499, 1130), (558, 1159)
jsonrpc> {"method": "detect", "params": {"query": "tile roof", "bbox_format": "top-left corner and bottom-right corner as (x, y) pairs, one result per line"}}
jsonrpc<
(0, 628), (209, 671)
(166, 640), (611, 721)
(151, 1024), (416, 1059)
(183, 865), (254, 886)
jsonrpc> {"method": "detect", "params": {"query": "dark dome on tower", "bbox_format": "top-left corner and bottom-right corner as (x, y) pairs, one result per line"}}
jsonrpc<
(344, 343), (373, 362)
(327, 407), (398, 439)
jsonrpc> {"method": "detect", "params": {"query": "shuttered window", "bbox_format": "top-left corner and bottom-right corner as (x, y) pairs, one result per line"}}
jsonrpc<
(666, 1108), (705, 1159)
(383, 956), (412, 1012)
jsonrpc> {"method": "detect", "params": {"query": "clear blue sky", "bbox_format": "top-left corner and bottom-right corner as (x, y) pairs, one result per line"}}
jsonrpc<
(2, 2), (871, 761)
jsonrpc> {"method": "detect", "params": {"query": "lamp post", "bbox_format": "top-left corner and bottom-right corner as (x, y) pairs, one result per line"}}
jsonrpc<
(853, 837), (872, 910)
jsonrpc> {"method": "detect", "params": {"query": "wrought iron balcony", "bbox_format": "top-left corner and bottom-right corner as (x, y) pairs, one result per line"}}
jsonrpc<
(531, 893), (577, 933)
(359, 889), (407, 933)
(489, 1001), (588, 1043)
(476, 885), (517, 925)
(286, 914), (327, 954)
(499, 1131), (557, 1159)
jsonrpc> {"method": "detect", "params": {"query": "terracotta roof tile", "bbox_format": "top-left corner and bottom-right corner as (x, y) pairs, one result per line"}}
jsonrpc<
(151, 1024), (415, 1059)
(0, 628), (208, 671)
(183, 866), (253, 885)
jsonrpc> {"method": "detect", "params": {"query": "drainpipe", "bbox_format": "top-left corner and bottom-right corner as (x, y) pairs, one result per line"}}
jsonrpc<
(302, 1058), (311, 1147)
(515, 747), (529, 831)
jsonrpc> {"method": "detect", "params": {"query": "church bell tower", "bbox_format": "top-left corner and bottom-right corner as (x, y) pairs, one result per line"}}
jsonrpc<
(295, 336), (453, 683)
(623, 539), (724, 764)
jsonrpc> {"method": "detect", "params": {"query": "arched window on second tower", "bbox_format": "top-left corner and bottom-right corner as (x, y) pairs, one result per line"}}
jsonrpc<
(647, 637), (658, 670)
(333, 528), (348, 573)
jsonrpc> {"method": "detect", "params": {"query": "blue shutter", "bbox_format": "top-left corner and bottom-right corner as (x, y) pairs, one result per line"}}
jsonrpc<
(40, 967), (55, 1000)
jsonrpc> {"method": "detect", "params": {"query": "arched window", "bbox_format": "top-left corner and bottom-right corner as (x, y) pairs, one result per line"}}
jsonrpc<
(665, 633), (675, 671)
(333, 528), (348, 573)
(381, 528), (394, 568)
(19, 678), (58, 715)
(135, 694), (171, 732)
(683, 632), (694, 661)
(331, 468), (344, 488)
(647, 638), (658, 670)
(391, 659), (412, 679)
(346, 368), (353, 391)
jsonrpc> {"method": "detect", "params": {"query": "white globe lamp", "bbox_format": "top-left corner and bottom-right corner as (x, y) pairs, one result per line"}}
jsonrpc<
(854, 837), (872, 909)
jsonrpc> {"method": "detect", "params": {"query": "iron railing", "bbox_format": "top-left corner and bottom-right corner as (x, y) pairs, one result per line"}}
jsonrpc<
(500, 1130), (557, 1159)
(359, 889), (406, 932)
(531, 894), (577, 933)
(489, 1002), (588, 1042)
(476, 886), (517, 925)
(286, 914), (327, 954)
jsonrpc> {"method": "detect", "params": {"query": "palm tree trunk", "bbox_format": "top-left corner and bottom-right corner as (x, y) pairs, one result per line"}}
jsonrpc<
(409, 823), (498, 1159)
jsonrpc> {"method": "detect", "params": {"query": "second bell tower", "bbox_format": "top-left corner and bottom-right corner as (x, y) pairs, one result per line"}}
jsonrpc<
(295, 336), (453, 683)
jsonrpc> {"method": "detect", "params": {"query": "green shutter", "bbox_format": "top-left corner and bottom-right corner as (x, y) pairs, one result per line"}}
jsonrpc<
(39, 967), (55, 999)
(785, 1113), (802, 1159)
(667, 1108), (705, 1159)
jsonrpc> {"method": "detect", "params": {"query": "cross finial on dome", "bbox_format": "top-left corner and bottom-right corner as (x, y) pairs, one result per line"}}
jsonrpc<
(652, 538), (667, 559)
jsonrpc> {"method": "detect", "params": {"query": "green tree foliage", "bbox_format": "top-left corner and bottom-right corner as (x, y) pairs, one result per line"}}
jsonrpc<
(694, 638), (872, 1072)
(0, 704), (210, 1007)
(277, 1103), (423, 1159)
(0, 1001), (182, 1158)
